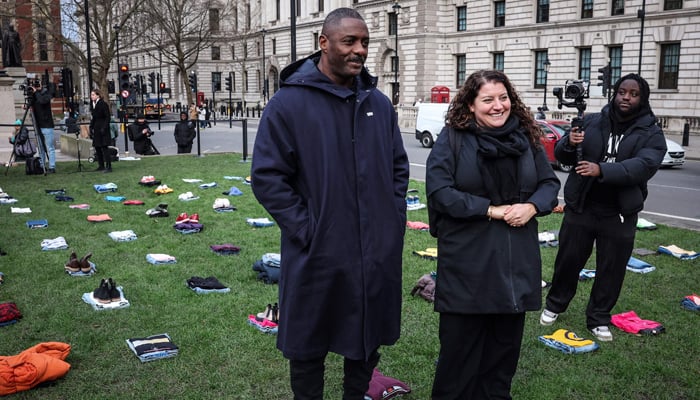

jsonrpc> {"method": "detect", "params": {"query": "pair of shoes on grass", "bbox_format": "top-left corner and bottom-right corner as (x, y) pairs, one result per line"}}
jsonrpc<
(146, 203), (169, 217)
(64, 251), (93, 273)
(93, 278), (122, 304)
(175, 212), (199, 224)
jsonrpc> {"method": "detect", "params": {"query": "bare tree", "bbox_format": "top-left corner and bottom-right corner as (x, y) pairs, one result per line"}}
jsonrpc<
(137, 0), (236, 107)
(27, 0), (142, 106)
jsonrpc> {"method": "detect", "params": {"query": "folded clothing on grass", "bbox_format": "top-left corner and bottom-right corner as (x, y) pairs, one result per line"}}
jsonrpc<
(126, 333), (178, 362)
(658, 245), (699, 260)
(681, 294), (700, 312)
(538, 329), (599, 354)
(611, 310), (664, 335)
(26, 219), (48, 229)
(626, 257), (656, 274)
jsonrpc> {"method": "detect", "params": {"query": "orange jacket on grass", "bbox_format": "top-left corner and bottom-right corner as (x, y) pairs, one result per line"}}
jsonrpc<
(0, 342), (71, 396)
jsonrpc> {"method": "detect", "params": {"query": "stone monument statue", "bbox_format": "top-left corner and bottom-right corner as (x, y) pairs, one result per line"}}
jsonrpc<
(2, 25), (22, 68)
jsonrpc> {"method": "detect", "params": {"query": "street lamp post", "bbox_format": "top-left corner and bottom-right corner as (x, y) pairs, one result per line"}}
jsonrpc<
(542, 57), (551, 113)
(260, 29), (268, 103)
(114, 24), (128, 153)
(392, 1), (401, 106)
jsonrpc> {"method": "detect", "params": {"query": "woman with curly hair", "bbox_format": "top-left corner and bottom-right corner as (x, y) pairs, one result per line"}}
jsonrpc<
(426, 69), (560, 399)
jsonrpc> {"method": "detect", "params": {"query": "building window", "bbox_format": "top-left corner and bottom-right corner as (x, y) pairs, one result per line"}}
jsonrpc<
(276, 0), (281, 20)
(313, 32), (319, 50)
(537, 0), (549, 23)
(37, 19), (48, 61)
(296, 0), (301, 17)
(231, 45), (235, 60)
(389, 12), (398, 36)
(212, 72), (222, 92)
(272, 38), (277, 54)
(456, 54), (466, 86)
(664, 0), (682, 9)
(609, 46), (623, 85)
(457, 6), (467, 31)
(391, 56), (399, 74)
(244, 71), (249, 91)
(534, 51), (548, 88)
(209, 9), (220, 32)
(318, 0), (324, 12)
(243, 43), (248, 59)
(659, 43), (680, 89)
(612, 0), (624, 15)
(256, 41), (261, 57)
(579, 47), (591, 82)
(257, 70), (261, 93)
(494, 1), (506, 27)
(212, 46), (221, 61)
(493, 52), (504, 72)
(233, 8), (238, 31)
(582, 0), (593, 18)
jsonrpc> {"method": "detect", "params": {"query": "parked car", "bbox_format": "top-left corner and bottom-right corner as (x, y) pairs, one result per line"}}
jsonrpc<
(662, 139), (685, 167)
(537, 119), (572, 172)
(415, 103), (449, 148)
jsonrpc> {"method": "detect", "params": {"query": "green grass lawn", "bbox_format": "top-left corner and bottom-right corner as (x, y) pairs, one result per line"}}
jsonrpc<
(0, 154), (698, 399)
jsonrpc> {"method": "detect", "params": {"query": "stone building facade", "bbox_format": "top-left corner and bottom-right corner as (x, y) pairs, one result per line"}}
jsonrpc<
(118, 0), (699, 132)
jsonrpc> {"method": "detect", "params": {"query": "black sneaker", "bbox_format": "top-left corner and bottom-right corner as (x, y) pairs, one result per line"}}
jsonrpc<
(48, 168), (56, 173)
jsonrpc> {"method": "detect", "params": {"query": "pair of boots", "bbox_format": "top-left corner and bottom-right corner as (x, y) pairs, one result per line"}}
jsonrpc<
(65, 251), (93, 273)
(93, 278), (121, 304)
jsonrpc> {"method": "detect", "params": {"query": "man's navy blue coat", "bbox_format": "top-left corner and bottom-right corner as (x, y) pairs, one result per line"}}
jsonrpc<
(251, 53), (409, 361)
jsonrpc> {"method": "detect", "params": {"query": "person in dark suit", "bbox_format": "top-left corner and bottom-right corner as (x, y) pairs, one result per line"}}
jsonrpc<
(89, 89), (113, 172)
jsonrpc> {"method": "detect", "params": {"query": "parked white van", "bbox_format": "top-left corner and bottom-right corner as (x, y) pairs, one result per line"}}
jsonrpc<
(415, 103), (449, 148)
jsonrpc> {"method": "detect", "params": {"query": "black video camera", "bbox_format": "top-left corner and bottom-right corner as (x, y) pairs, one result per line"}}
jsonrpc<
(553, 80), (590, 162)
(18, 78), (41, 98)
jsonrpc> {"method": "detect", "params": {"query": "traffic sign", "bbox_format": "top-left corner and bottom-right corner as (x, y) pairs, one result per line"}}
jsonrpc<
(121, 89), (130, 98)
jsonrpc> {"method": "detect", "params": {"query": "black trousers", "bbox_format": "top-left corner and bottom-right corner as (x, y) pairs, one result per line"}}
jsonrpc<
(545, 209), (637, 328)
(94, 145), (111, 169)
(432, 313), (525, 400)
(289, 350), (379, 400)
(177, 144), (192, 154)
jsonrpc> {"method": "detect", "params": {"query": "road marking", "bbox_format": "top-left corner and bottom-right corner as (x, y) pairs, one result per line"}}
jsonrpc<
(649, 183), (700, 192)
(640, 211), (700, 223)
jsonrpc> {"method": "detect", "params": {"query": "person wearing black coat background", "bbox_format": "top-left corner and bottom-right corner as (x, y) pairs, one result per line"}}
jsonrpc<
(541, 74), (666, 342)
(173, 111), (196, 153)
(426, 69), (560, 400)
(89, 89), (112, 173)
(127, 115), (156, 155)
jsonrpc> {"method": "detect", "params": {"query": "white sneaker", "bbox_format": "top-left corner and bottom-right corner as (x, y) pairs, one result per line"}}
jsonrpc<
(539, 309), (559, 326)
(590, 326), (613, 342)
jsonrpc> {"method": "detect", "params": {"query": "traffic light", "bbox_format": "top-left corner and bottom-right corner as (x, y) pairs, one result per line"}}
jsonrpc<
(188, 72), (197, 92)
(118, 63), (130, 95)
(597, 65), (611, 89)
(108, 79), (115, 94)
(225, 74), (232, 92)
(148, 72), (156, 93)
(159, 82), (166, 90)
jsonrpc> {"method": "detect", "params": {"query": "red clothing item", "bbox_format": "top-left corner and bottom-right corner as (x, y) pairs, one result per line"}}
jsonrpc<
(0, 342), (71, 396)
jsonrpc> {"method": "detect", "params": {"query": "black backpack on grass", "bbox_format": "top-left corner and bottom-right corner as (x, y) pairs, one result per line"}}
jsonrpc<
(26, 157), (43, 175)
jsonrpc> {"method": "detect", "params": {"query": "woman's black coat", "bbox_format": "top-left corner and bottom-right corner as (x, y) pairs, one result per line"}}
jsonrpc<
(426, 128), (560, 314)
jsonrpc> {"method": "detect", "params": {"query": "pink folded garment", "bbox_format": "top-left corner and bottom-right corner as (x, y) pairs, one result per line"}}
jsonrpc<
(611, 310), (664, 335)
(87, 214), (112, 222)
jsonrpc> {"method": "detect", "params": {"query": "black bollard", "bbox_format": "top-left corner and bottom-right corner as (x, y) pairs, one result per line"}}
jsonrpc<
(241, 118), (248, 162)
(682, 122), (689, 146)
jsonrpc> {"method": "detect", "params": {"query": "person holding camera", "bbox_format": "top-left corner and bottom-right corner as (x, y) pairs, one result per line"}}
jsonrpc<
(128, 114), (156, 155)
(89, 89), (113, 172)
(541, 74), (667, 342)
(173, 111), (196, 154)
(29, 80), (56, 173)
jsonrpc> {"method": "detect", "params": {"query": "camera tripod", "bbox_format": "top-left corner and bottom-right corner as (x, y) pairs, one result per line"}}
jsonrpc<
(4, 101), (48, 176)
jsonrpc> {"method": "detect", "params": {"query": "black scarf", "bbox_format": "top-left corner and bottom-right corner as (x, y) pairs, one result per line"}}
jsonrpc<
(468, 116), (530, 205)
